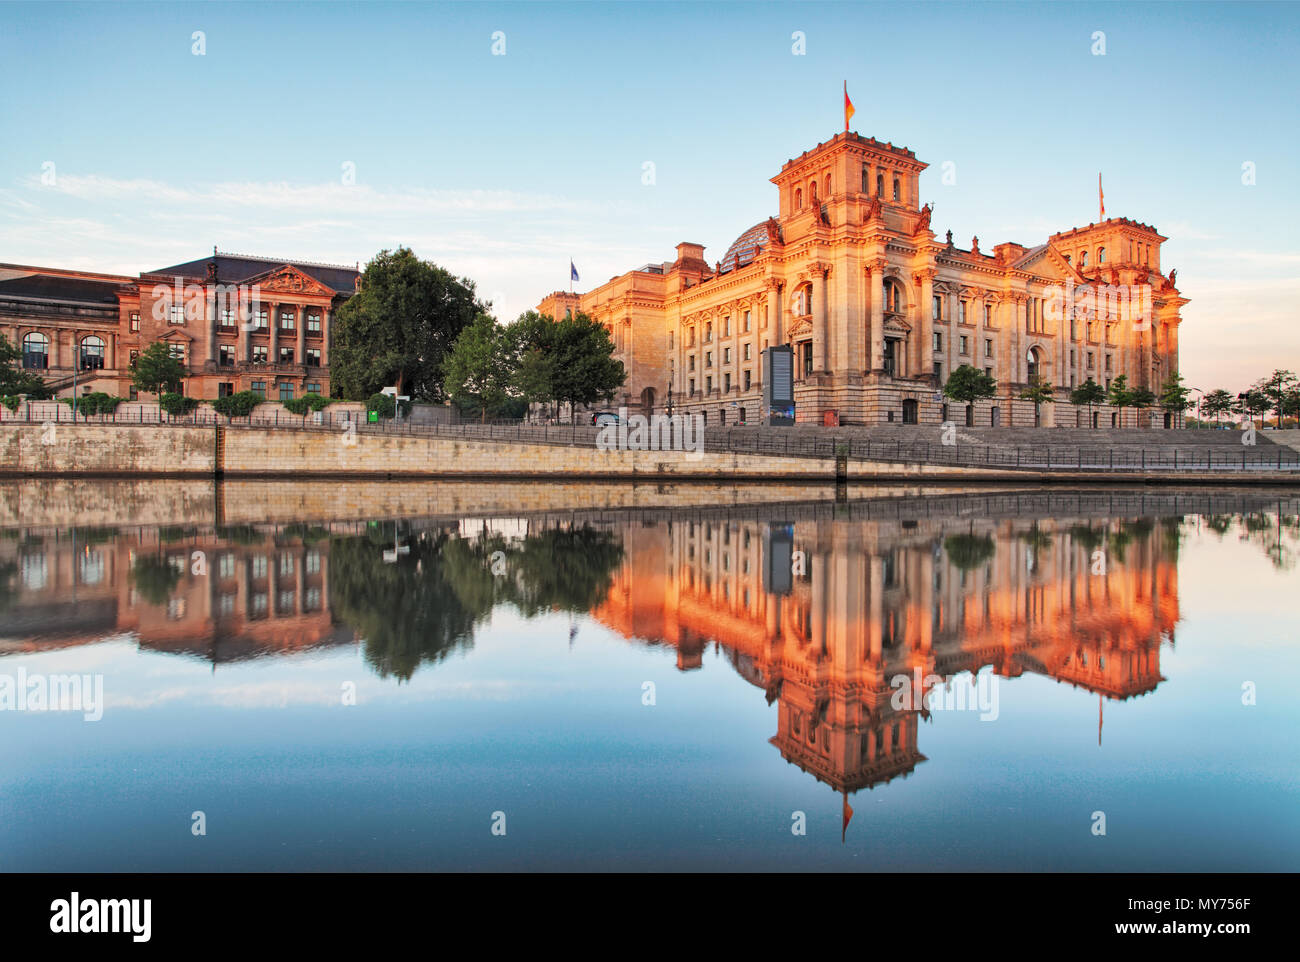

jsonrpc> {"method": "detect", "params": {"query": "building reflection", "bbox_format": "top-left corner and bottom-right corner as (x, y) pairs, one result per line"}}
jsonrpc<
(0, 527), (350, 664)
(592, 510), (1180, 800)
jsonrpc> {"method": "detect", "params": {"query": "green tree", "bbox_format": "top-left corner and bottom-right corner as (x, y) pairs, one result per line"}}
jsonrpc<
(1237, 388), (1270, 428)
(506, 311), (559, 416)
(443, 314), (512, 422)
(943, 532), (995, 570)
(1201, 388), (1234, 428)
(1107, 374), (1133, 428)
(1281, 386), (1300, 426)
(132, 341), (184, 395)
(943, 364), (997, 425)
(549, 312), (626, 420)
(1158, 372), (1193, 423)
(330, 247), (486, 401)
(0, 333), (53, 398)
(1017, 373), (1054, 425)
(1130, 386), (1157, 427)
(1256, 369), (1298, 429)
(1069, 378), (1107, 428)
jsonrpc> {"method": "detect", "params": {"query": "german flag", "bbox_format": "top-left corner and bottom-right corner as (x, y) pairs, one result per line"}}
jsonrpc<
(844, 82), (855, 131)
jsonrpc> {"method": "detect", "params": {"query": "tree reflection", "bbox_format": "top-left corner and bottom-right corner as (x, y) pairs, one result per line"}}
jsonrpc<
(329, 522), (624, 681)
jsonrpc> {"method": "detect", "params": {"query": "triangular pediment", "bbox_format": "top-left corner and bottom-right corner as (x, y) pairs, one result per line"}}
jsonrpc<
(158, 328), (194, 343)
(243, 264), (334, 297)
(1014, 244), (1084, 283)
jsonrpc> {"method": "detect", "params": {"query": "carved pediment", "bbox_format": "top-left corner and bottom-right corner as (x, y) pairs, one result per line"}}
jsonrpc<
(787, 316), (813, 338)
(246, 264), (333, 297)
(883, 316), (912, 334)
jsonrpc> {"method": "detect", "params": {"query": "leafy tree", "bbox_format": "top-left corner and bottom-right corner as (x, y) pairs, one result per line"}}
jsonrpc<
(1107, 374), (1133, 428)
(548, 312), (626, 419)
(0, 333), (53, 398)
(1201, 388), (1234, 427)
(330, 247), (485, 402)
(1130, 386), (1157, 426)
(943, 364), (997, 425)
(132, 341), (184, 395)
(1256, 369), (1298, 429)
(1237, 388), (1270, 428)
(506, 311), (560, 415)
(443, 313), (512, 422)
(1158, 372), (1193, 421)
(1069, 378), (1107, 428)
(1281, 386), (1300, 426)
(1017, 373), (1054, 425)
(158, 392), (198, 416)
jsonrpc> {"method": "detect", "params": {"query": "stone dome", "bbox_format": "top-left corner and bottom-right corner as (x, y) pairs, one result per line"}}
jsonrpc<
(717, 220), (775, 274)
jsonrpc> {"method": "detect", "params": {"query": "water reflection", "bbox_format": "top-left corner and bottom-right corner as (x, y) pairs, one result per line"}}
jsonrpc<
(2, 490), (1296, 808)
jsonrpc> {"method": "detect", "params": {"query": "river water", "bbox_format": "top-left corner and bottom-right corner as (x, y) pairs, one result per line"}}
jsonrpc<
(2, 484), (1297, 871)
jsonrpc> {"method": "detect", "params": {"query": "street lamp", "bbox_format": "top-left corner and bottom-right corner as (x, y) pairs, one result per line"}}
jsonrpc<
(1189, 386), (1204, 429)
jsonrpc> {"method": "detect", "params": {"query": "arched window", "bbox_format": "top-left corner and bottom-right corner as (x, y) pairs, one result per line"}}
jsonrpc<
(794, 187), (802, 210)
(22, 332), (49, 369)
(1026, 347), (1041, 382)
(883, 278), (903, 314)
(861, 164), (869, 193)
(876, 173), (884, 196)
(792, 283), (812, 317)
(80, 335), (105, 370)
(1079, 249), (1089, 267)
(809, 180), (818, 203)
(1098, 247), (1106, 264)
(892, 177), (901, 202)
(824, 174), (831, 198)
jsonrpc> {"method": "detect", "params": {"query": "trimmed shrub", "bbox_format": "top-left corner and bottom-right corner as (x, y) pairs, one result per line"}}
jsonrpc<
(62, 392), (123, 416)
(159, 392), (199, 416)
(0, 396), (21, 412)
(211, 391), (262, 418)
(283, 395), (332, 416)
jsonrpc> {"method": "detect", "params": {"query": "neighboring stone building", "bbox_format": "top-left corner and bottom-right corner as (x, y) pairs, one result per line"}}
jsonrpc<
(0, 250), (359, 401)
(539, 131), (1188, 426)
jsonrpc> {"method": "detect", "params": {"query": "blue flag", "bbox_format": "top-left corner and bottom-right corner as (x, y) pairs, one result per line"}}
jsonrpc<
(570, 260), (580, 283)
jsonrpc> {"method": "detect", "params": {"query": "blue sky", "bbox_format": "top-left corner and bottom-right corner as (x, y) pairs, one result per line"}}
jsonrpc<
(2, 1), (1296, 393)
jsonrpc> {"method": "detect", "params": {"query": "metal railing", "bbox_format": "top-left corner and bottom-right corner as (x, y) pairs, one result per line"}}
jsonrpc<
(4, 407), (1299, 472)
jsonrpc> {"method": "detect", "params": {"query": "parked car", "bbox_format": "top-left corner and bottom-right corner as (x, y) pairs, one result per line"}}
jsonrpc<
(592, 411), (620, 426)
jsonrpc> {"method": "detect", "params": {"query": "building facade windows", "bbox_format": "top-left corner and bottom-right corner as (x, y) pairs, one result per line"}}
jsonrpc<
(22, 332), (48, 369)
(81, 336), (106, 370)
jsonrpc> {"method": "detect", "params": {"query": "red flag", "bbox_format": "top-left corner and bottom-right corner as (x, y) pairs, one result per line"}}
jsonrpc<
(844, 82), (855, 131)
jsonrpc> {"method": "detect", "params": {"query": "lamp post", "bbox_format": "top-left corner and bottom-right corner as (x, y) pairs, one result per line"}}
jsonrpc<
(1189, 387), (1204, 429)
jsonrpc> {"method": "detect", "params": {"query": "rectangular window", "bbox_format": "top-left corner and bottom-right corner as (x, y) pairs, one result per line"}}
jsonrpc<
(305, 382), (321, 395)
(1087, 351), (1095, 370)
(688, 328), (695, 347)
(959, 301), (967, 324)
(959, 335), (968, 355)
(984, 338), (993, 358)
(743, 369), (751, 391)
(169, 305), (185, 325)
(723, 347), (731, 364)
(279, 383), (294, 401)
(251, 380), (266, 399)
(724, 372), (731, 392)
(706, 351), (713, 368)
(129, 312), (140, 332)
(743, 343), (751, 361)
(256, 310), (268, 330)
(985, 366), (993, 377)
(306, 348), (321, 366)
(706, 376), (713, 393)
(129, 349), (139, 368)
(933, 332), (942, 352)
(218, 382), (235, 397)
(933, 362), (942, 380)
(668, 331), (674, 350)
(280, 311), (295, 330)
(723, 317), (730, 337)
(220, 309), (236, 328)
(688, 378), (695, 395)
(306, 313), (321, 333)
(279, 347), (294, 364)
(219, 344), (236, 366)
(252, 345), (268, 364)
(705, 322), (712, 343)
(984, 303), (992, 324)
(688, 355), (695, 372)
(932, 296), (942, 321)
(167, 343), (185, 363)
(743, 311), (751, 332)
(1105, 354), (1112, 372)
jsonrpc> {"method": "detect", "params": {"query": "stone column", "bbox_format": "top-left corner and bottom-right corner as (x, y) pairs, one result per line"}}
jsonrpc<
(918, 270), (935, 382)
(815, 265), (830, 373)
(947, 291), (959, 381)
(868, 261), (885, 373)
(320, 307), (330, 366)
(206, 287), (217, 367)
(105, 333), (115, 370)
(769, 280), (783, 346)
(296, 304), (306, 366)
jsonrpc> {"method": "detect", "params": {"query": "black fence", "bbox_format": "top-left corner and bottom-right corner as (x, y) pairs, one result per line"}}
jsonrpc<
(6, 407), (1300, 472)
